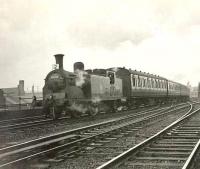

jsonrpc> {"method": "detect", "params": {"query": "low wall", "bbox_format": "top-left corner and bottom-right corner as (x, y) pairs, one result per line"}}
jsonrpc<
(0, 107), (44, 120)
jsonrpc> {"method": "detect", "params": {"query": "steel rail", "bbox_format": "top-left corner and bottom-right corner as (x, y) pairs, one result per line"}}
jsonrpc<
(182, 139), (200, 169)
(0, 106), (168, 154)
(0, 103), (186, 153)
(96, 103), (195, 169)
(0, 115), (45, 124)
(0, 106), (157, 131)
(0, 103), (185, 132)
(0, 116), (71, 131)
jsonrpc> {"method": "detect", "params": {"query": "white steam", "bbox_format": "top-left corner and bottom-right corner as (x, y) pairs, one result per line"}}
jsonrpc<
(75, 70), (88, 87)
(111, 67), (119, 72)
(92, 96), (101, 103)
(69, 102), (87, 114)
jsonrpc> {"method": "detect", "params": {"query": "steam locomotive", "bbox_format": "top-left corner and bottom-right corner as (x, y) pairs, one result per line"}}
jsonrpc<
(43, 54), (190, 119)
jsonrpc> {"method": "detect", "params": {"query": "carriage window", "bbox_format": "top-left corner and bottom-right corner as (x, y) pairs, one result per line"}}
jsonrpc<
(149, 79), (152, 88)
(141, 78), (143, 88)
(132, 76), (136, 87)
(148, 79), (151, 88)
(158, 80), (160, 88)
(135, 77), (138, 87)
(141, 77), (144, 87)
(138, 77), (140, 87)
(140, 77), (143, 87)
(143, 78), (146, 87)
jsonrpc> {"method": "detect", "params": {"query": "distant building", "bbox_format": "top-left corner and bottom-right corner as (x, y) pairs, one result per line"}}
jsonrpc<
(0, 81), (42, 107)
(2, 80), (25, 97)
(1, 80), (25, 104)
(186, 82), (198, 98)
(190, 86), (198, 98)
(18, 80), (25, 96)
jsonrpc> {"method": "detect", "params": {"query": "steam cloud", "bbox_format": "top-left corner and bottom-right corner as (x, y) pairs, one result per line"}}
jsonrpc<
(92, 96), (101, 103)
(69, 102), (87, 114)
(75, 70), (88, 87)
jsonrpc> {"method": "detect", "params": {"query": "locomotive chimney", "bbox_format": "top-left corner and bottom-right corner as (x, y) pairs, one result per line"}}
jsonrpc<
(54, 54), (64, 70)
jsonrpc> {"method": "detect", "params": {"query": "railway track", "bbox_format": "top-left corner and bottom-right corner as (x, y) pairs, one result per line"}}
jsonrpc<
(97, 103), (200, 169)
(0, 115), (70, 132)
(0, 103), (190, 169)
(0, 105), (153, 132)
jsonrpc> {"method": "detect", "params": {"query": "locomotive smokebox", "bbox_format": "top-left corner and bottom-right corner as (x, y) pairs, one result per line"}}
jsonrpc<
(54, 54), (64, 70)
(74, 62), (84, 72)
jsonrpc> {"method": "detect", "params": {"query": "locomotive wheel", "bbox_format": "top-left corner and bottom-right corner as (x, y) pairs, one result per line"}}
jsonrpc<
(70, 111), (81, 118)
(88, 105), (99, 116)
(43, 106), (50, 118)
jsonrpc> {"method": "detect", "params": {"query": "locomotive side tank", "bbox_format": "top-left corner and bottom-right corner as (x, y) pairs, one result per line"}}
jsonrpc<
(89, 74), (122, 99)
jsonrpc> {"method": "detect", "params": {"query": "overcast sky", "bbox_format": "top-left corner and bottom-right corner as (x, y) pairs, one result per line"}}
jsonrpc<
(1, 0), (200, 90)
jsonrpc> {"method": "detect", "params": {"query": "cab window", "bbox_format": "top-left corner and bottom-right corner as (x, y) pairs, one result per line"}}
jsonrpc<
(107, 71), (115, 84)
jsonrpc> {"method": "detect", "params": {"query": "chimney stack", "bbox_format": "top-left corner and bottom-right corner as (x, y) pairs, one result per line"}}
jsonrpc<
(18, 80), (25, 96)
(54, 54), (64, 70)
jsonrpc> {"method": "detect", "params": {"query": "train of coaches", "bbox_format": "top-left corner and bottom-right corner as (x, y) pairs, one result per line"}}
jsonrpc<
(42, 54), (190, 119)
